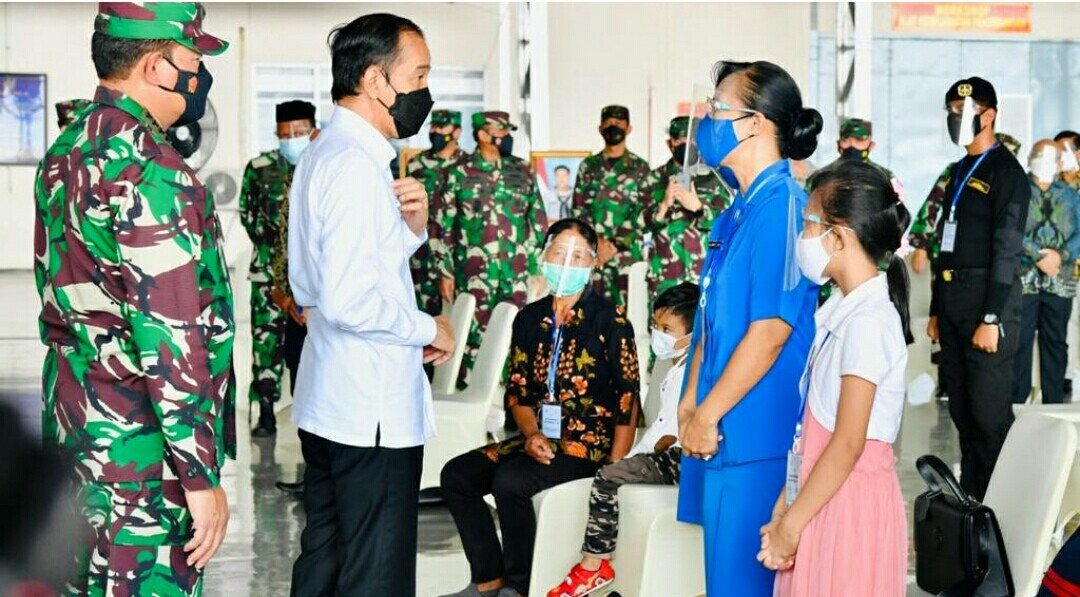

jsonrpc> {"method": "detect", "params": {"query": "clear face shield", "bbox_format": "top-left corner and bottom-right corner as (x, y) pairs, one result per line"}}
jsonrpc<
(684, 84), (746, 195)
(541, 236), (596, 297)
(1062, 140), (1080, 174)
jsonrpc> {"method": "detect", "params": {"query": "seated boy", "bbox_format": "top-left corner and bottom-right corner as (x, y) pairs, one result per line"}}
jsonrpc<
(547, 282), (698, 597)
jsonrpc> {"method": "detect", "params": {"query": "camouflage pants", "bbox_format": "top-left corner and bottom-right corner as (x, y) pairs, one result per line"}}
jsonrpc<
(410, 245), (443, 316)
(249, 280), (286, 403)
(67, 467), (201, 597)
(581, 447), (681, 557)
(592, 261), (627, 306)
(457, 282), (528, 390)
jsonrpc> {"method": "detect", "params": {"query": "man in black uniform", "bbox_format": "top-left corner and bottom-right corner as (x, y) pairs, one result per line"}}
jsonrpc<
(928, 77), (1029, 501)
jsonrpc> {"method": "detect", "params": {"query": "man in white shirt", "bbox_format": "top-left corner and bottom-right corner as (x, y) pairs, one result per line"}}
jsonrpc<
(286, 13), (454, 597)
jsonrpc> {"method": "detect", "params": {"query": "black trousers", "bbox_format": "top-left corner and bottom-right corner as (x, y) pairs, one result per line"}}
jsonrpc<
(284, 316), (307, 395)
(1014, 291), (1073, 405)
(440, 449), (601, 594)
(290, 430), (423, 597)
(936, 271), (1021, 501)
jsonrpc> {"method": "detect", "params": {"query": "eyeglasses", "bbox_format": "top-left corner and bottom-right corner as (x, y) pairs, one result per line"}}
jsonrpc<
(704, 97), (757, 119)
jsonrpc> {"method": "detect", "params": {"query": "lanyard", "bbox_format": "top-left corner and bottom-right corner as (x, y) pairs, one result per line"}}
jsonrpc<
(547, 315), (565, 402)
(795, 330), (833, 441)
(948, 144), (997, 221)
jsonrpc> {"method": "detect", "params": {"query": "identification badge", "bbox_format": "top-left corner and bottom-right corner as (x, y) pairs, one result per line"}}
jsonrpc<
(941, 220), (958, 254)
(785, 448), (802, 507)
(541, 401), (561, 439)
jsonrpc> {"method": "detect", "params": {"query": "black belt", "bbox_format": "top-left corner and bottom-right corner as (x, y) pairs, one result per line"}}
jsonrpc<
(938, 267), (988, 283)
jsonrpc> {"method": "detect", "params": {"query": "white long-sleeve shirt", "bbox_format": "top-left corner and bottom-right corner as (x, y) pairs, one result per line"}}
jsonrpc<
(287, 106), (438, 448)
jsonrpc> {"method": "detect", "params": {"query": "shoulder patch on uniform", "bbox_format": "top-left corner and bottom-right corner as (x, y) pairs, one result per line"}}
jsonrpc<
(967, 177), (990, 194)
(252, 155), (273, 168)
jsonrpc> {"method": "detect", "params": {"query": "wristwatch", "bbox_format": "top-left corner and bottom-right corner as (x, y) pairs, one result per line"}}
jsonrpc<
(983, 314), (1000, 326)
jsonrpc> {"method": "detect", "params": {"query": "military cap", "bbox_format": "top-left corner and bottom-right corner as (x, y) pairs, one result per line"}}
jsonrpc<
(431, 110), (462, 127)
(839, 117), (872, 140)
(95, 2), (229, 56)
(56, 99), (92, 129)
(276, 100), (316, 124)
(601, 105), (630, 123)
(945, 77), (997, 109)
(471, 111), (517, 131)
(996, 132), (1021, 157)
(667, 116), (698, 140)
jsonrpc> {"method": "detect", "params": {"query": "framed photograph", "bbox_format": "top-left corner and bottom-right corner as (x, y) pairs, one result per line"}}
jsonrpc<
(398, 147), (424, 179)
(530, 150), (591, 220)
(0, 73), (47, 165)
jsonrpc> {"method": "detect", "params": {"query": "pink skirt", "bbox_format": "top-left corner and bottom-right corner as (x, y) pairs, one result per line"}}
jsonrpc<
(774, 410), (908, 597)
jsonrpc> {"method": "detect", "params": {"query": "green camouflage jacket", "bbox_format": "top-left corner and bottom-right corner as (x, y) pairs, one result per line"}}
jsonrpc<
(571, 150), (652, 262)
(240, 149), (292, 283)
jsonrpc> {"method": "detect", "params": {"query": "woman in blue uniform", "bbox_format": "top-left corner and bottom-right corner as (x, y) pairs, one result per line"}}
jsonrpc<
(676, 60), (822, 595)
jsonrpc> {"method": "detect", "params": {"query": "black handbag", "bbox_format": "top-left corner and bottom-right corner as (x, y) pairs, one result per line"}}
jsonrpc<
(914, 455), (1015, 597)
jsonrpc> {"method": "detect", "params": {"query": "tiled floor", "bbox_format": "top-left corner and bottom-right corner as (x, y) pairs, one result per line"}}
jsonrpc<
(0, 270), (1002, 596)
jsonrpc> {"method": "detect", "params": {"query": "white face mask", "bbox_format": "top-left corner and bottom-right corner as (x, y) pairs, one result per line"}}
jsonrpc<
(650, 328), (688, 360)
(1030, 152), (1060, 184)
(796, 228), (835, 285)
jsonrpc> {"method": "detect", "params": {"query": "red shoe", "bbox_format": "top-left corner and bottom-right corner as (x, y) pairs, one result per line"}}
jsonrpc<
(547, 560), (615, 597)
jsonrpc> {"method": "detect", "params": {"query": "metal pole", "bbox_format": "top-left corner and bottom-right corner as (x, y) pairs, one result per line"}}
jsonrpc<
(853, 2), (873, 119)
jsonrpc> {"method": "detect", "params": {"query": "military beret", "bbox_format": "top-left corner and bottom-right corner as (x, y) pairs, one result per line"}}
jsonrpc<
(276, 100), (316, 124)
(945, 77), (997, 109)
(839, 117), (872, 140)
(601, 105), (630, 123)
(431, 110), (462, 127)
(471, 111), (517, 131)
(95, 2), (229, 57)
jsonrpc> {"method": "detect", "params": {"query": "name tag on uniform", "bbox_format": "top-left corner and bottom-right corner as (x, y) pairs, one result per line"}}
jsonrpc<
(941, 220), (958, 253)
(541, 402), (561, 439)
(967, 178), (991, 194)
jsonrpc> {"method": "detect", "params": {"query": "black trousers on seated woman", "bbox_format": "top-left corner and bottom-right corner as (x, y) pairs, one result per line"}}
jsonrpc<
(441, 439), (601, 595)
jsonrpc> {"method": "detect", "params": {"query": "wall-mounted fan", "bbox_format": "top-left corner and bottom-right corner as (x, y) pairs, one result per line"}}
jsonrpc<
(167, 98), (218, 173)
(204, 170), (238, 207)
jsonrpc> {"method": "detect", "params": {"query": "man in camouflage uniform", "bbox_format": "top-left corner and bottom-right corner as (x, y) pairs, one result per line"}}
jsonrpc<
(55, 99), (91, 132)
(239, 100), (317, 437)
(406, 109), (467, 316)
(34, 4), (234, 595)
(572, 105), (652, 305)
(823, 118), (896, 180)
(438, 111), (548, 388)
(641, 116), (730, 298)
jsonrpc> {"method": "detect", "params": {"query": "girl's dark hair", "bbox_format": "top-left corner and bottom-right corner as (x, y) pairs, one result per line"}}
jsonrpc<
(809, 160), (914, 344)
(653, 282), (700, 331)
(712, 60), (823, 160)
(329, 13), (424, 102)
(544, 218), (599, 254)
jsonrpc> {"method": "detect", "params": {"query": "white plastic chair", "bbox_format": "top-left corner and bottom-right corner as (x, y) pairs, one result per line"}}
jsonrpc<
(430, 293), (477, 396)
(1012, 404), (1080, 549)
(420, 302), (519, 491)
(626, 261), (649, 340)
(983, 411), (1078, 596)
(642, 358), (673, 430)
(638, 507), (706, 597)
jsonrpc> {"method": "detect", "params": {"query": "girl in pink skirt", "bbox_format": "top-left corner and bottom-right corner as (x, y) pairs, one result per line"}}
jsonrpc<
(758, 160), (911, 597)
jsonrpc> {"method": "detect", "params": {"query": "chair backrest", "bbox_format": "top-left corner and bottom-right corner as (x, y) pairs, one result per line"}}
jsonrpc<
(984, 412), (1078, 596)
(626, 261), (649, 340)
(469, 302), (519, 405)
(642, 358), (673, 428)
(431, 293), (476, 395)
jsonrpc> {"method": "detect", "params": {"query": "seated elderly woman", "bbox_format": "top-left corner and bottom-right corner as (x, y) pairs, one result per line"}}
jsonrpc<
(438, 218), (642, 597)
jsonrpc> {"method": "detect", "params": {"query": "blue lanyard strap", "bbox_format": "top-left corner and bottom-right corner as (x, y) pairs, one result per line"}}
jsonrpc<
(948, 144), (997, 221)
(547, 316), (565, 401)
(795, 330), (833, 439)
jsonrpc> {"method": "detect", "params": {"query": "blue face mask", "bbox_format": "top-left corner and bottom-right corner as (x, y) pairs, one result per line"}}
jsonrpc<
(542, 262), (592, 297)
(695, 114), (751, 169)
(279, 135), (311, 165)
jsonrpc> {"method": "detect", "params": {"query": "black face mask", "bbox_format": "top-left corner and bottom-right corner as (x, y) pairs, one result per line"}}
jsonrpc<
(160, 58), (213, 127)
(947, 111), (984, 146)
(379, 76), (434, 139)
(429, 132), (453, 153)
(495, 134), (514, 157)
(840, 146), (868, 162)
(601, 125), (626, 147)
(672, 143), (687, 166)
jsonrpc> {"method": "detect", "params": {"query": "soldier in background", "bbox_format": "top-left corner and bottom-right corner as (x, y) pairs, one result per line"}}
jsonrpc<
(438, 111), (548, 388)
(572, 105), (651, 305)
(641, 116), (730, 298)
(239, 100), (316, 437)
(407, 109), (467, 316)
(54, 99), (91, 133)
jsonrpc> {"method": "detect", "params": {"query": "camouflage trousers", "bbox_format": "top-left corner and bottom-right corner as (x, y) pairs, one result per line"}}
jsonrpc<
(592, 261), (628, 306)
(67, 467), (201, 597)
(457, 282), (528, 390)
(581, 447), (682, 557)
(410, 246), (443, 317)
(249, 280), (286, 403)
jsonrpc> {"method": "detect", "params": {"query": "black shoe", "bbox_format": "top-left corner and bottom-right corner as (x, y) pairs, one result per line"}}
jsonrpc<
(252, 399), (276, 438)
(275, 480), (304, 495)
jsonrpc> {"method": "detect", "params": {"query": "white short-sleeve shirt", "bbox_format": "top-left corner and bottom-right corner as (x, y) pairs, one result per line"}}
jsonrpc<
(803, 273), (908, 443)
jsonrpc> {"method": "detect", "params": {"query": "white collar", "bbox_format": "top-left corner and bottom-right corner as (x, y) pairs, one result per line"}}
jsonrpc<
(330, 105), (396, 167)
(815, 273), (890, 335)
